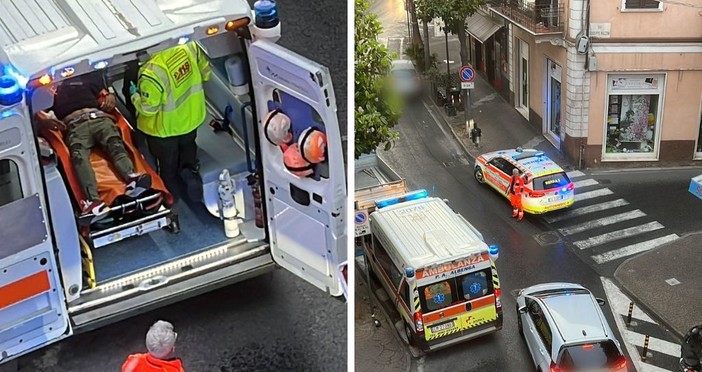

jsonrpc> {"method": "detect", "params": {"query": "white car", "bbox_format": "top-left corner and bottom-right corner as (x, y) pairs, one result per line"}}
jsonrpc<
(390, 59), (421, 98)
(516, 283), (628, 372)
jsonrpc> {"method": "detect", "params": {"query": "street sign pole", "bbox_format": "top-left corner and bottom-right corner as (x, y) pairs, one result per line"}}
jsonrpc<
(459, 66), (476, 131)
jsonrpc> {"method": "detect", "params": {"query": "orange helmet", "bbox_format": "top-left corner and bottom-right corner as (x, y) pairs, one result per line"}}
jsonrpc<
(262, 109), (292, 146)
(283, 143), (314, 178)
(298, 127), (327, 164)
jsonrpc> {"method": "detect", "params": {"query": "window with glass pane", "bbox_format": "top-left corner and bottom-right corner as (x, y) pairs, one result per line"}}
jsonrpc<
(624, 0), (660, 9)
(605, 94), (658, 153)
(0, 159), (22, 207)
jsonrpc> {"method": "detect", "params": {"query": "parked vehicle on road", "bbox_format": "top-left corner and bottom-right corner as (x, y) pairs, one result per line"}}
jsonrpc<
(516, 283), (627, 372)
(474, 148), (575, 214)
(362, 190), (503, 352)
(390, 59), (421, 99)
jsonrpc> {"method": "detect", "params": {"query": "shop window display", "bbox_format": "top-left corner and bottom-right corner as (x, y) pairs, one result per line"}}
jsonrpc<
(606, 94), (658, 153)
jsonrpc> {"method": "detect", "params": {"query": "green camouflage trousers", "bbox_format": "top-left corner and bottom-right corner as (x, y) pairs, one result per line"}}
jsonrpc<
(66, 118), (135, 202)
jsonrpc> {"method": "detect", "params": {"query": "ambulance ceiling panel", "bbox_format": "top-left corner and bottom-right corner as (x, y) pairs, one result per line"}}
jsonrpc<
(0, 0), (250, 77)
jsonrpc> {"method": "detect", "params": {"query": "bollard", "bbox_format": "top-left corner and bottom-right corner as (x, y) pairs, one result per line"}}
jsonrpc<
(641, 335), (650, 361)
(626, 302), (634, 326)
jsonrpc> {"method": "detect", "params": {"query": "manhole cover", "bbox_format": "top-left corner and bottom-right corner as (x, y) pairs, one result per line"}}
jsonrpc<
(533, 231), (562, 246)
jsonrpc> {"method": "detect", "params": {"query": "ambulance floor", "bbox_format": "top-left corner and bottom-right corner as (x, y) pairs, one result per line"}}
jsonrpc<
(91, 180), (229, 283)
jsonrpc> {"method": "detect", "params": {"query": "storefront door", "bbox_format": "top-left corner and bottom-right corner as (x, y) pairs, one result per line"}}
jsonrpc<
(517, 39), (529, 119)
(545, 59), (562, 147)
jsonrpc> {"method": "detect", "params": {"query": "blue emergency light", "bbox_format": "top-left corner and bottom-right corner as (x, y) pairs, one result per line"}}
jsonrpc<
(488, 245), (499, 256)
(0, 76), (22, 106)
(178, 36), (190, 45)
(375, 189), (429, 209)
(93, 60), (109, 70)
(405, 267), (415, 278)
(254, 0), (279, 29)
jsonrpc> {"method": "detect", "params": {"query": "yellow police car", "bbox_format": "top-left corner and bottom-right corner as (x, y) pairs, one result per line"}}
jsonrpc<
(474, 148), (575, 214)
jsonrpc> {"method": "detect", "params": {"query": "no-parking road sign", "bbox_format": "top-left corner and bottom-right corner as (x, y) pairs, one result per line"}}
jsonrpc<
(460, 66), (475, 82)
(355, 209), (370, 237)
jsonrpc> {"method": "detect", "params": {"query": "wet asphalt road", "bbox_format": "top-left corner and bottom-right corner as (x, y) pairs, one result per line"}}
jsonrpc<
(16, 1), (347, 371)
(374, 103), (627, 371)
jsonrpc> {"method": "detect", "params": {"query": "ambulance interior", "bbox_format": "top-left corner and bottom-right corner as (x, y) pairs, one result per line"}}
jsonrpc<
(31, 33), (330, 287)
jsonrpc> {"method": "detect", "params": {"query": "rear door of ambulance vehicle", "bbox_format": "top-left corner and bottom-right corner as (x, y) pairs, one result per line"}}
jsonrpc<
(417, 256), (498, 344)
(0, 109), (72, 363)
(248, 40), (346, 296)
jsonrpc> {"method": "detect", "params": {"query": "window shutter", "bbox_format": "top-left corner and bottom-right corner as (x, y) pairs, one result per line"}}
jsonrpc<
(625, 0), (660, 9)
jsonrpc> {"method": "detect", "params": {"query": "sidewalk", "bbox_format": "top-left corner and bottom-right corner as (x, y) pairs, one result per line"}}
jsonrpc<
(355, 261), (411, 372)
(615, 233), (702, 338)
(426, 72), (701, 339)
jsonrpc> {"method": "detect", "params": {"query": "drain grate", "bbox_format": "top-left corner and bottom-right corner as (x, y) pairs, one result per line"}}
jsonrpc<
(533, 231), (563, 246)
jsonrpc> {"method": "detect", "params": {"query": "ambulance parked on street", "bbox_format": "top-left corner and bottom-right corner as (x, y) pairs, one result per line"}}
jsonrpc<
(362, 190), (503, 352)
(0, 0), (346, 364)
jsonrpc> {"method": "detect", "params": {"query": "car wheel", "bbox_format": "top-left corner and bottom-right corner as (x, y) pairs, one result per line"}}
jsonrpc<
(405, 323), (416, 346)
(474, 167), (485, 184)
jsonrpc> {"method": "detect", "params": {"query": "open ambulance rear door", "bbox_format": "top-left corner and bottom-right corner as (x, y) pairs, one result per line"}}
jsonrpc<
(0, 105), (72, 363)
(248, 40), (347, 297)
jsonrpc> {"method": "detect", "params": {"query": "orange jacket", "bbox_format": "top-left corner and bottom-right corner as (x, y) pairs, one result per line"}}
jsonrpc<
(122, 353), (185, 372)
(509, 175), (524, 195)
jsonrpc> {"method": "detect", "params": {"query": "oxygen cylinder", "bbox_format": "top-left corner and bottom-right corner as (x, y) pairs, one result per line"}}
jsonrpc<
(218, 169), (241, 238)
(247, 173), (264, 228)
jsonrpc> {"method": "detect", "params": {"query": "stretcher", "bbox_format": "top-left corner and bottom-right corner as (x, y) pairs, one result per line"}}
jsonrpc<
(38, 110), (178, 249)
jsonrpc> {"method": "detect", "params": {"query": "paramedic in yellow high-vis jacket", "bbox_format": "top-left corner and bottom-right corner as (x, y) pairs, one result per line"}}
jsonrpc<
(130, 42), (212, 193)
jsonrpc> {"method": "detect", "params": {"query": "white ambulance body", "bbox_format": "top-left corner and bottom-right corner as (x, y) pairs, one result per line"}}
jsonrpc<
(0, 0), (346, 364)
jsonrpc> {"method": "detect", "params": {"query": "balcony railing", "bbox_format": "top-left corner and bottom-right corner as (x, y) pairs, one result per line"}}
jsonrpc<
(487, 0), (565, 34)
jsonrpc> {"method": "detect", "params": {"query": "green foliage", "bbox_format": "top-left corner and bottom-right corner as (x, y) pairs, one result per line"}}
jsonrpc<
(405, 44), (437, 73)
(415, 0), (484, 34)
(354, 0), (402, 157)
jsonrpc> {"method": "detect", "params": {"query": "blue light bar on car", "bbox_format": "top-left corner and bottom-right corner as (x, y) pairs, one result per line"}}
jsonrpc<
(375, 189), (429, 209)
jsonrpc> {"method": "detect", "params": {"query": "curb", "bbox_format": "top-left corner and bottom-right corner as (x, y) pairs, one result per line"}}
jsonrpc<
(355, 264), (413, 372)
(422, 99), (476, 162)
(613, 232), (702, 341)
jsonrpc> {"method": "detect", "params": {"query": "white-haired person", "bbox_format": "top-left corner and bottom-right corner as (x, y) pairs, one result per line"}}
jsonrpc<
(122, 320), (185, 372)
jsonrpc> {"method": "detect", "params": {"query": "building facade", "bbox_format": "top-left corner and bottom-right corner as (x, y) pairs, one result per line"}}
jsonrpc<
(468, 0), (702, 168)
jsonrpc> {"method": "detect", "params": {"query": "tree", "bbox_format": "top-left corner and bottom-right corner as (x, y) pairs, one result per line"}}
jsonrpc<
(354, 0), (402, 157)
(414, 0), (432, 74)
(407, 0), (423, 48)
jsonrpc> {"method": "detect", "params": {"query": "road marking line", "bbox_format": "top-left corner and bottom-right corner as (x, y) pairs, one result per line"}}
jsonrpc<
(573, 179), (599, 188)
(601, 278), (673, 372)
(558, 210), (646, 236)
(591, 234), (679, 264)
(566, 170), (586, 179)
(574, 221), (664, 249)
(624, 330), (683, 357)
(545, 199), (630, 223)
(575, 188), (613, 202)
(601, 277), (654, 322)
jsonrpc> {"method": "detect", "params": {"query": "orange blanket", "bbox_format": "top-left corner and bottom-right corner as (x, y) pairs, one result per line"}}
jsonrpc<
(40, 111), (174, 208)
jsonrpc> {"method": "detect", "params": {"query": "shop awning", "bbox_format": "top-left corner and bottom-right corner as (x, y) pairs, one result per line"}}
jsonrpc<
(465, 11), (503, 44)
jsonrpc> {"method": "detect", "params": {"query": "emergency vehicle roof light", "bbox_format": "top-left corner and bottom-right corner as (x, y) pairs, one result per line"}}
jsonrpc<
(178, 36), (190, 45)
(2, 64), (28, 89)
(375, 189), (429, 209)
(60, 67), (75, 78)
(226, 17), (251, 31)
(488, 245), (499, 255)
(0, 75), (22, 106)
(93, 60), (109, 70)
(405, 267), (415, 278)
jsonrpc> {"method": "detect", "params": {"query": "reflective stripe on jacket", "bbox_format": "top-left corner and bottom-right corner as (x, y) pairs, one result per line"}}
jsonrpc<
(132, 42), (212, 137)
(122, 353), (185, 372)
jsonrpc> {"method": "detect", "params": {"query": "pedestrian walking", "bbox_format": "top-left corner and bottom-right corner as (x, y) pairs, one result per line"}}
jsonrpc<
(122, 320), (185, 372)
(509, 168), (524, 221)
(130, 42), (211, 198)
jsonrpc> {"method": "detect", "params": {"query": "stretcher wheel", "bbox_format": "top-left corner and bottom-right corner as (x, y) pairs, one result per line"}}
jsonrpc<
(166, 214), (180, 234)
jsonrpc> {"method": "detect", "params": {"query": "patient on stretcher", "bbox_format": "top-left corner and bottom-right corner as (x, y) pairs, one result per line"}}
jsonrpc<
(35, 71), (152, 223)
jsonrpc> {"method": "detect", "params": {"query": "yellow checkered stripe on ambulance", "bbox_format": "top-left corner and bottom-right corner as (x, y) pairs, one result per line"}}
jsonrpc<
(491, 260), (499, 291)
(412, 281), (420, 313)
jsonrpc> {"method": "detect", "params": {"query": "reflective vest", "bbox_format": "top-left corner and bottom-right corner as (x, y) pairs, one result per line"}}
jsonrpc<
(122, 353), (185, 372)
(132, 42), (212, 137)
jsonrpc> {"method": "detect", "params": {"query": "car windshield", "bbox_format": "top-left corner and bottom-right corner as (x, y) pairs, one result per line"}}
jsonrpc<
(392, 69), (417, 79)
(558, 340), (623, 369)
(419, 268), (493, 312)
(533, 172), (571, 191)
